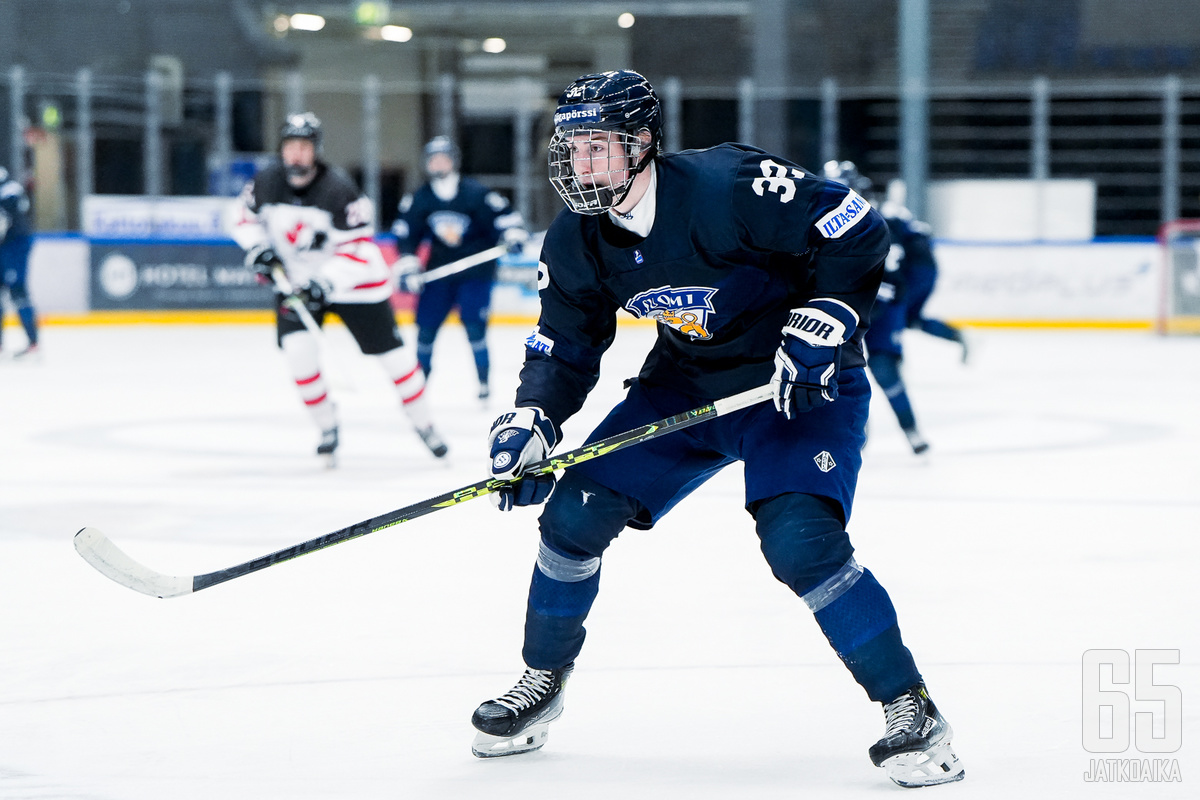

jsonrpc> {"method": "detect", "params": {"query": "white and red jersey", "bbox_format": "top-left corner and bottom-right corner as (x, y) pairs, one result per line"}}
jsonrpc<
(227, 162), (394, 304)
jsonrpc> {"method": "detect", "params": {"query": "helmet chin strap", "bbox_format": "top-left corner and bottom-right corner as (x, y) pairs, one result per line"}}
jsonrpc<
(610, 142), (657, 210)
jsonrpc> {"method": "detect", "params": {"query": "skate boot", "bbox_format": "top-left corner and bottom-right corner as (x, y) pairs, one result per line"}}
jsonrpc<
(12, 343), (41, 362)
(478, 381), (490, 402)
(417, 425), (449, 459)
(471, 663), (574, 758)
(904, 427), (930, 456)
(317, 426), (339, 468)
(869, 682), (965, 787)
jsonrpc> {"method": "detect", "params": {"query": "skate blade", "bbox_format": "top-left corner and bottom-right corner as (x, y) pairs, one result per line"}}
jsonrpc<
(471, 723), (550, 758)
(321, 453), (338, 470)
(881, 742), (965, 787)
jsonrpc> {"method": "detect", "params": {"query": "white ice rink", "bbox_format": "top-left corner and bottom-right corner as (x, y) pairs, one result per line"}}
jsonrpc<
(1, 320), (1197, 799)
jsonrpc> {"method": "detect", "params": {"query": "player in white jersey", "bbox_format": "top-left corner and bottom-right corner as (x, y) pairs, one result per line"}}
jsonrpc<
(227, 113), (448, 464)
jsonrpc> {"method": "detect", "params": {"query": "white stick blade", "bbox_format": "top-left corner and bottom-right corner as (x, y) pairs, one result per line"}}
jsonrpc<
(74, 528), (193, 599)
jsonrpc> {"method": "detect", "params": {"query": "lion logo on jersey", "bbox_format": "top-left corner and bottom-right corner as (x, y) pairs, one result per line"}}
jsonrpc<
(625, 285), (717, 340)
(429, 210), (470, 248)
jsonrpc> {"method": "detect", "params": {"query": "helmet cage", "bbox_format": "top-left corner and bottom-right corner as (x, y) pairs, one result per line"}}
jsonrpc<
(548, 128), (650, 215)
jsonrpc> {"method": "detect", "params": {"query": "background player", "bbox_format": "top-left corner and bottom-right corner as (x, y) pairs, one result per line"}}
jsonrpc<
(883, 180), (969, 362)
(0, 166), (40, 360)
(392, 136), (528, 400)
(472, 70), (964, 788)
(227, 113), (448, 465)
(823, 160), (929, 455)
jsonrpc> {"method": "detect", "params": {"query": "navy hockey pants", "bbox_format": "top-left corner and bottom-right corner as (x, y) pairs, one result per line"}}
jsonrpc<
(521, 377), (921, 703)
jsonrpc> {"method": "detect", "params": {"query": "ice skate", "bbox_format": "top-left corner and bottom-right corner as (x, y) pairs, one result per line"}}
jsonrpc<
(316, 426), (338, 468)
(11, 343), (41, 362)
(471, 663), (573, 758)
(416, 425), (449, 458)
(478, 381), (490, 402)
(904, 427), (930, 456)
(869, 682), (965, 788)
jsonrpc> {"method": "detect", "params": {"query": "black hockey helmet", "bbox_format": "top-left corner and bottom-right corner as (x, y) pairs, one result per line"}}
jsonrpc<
(422, 135), (460, 177)
(822, 160), (874, 197)
(280, 112), (323, 152)
(553, 70), (662, 150)
(549, 70), (662, 214)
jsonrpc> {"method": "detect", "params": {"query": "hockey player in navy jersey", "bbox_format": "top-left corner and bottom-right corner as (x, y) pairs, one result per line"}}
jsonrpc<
(0, 165), (40, 359)
(228, 113), (448, 464)
(392, 136), (528, 400)
(471, 71), (964, 788)
(884, 181), (969, 363)
(823, 161), (929, 455)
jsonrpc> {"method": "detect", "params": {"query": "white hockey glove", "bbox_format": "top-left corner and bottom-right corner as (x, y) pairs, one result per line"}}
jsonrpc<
(771, 299), (859, 419)
(487, 407), (558, 511)
(501, 226), (530, 255)
(396, 254), (424, 294)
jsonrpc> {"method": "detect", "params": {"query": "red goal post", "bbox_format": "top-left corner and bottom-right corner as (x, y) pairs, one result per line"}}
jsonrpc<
(1157, 219), (1200, 334)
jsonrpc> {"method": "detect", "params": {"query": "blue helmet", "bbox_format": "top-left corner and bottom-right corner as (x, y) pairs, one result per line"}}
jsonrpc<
(553, 70), (662, 151)
(822, 160), (874, 197)
(549, 70), (662, 214)
(422, 136), (460, 178)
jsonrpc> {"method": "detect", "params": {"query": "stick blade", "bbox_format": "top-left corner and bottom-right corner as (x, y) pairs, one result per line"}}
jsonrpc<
(74, 527), (193, 599)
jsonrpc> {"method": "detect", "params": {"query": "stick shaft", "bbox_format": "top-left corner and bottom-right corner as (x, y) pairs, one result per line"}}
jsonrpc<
(77, 385), (773, 597)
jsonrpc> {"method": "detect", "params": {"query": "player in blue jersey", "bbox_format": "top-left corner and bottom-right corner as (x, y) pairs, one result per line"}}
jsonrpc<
(824, 161), (929, 455)
(470, 71), (964, 788)
(883, 183), (969, 363)
(0, 166), (40, 360)
(392, 137), (528, 400)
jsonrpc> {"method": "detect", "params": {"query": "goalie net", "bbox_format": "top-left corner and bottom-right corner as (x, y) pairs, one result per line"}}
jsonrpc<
(1158, 219), (1200, 334)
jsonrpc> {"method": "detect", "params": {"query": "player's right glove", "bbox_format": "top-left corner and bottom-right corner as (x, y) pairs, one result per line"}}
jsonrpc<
(501, 226), (530, 255)
(395, 254), (424, 294)
(487, 407), (558, 512)
(245, 244), (280, 284)
(771, 299), (859, 419)
(299, 277), (333, 313)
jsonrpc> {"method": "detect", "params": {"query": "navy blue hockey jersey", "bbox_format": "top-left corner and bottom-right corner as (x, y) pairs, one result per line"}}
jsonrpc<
(518, 143), (890, 430)
(0, 175), (32, 246)
(393, 178), (515, 281)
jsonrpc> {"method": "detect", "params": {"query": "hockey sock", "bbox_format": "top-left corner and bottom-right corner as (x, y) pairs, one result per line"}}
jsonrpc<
(469, 335), (489, 387)
(522, 538), (602, 670)
(415, 328), (435, 376)
(376, 345), (434, 430)
(16, 303), (38, 345)
(869, 354), (918, 432)
(813, 568), (921, 703)
(281, 332), (337, 431)
(919, 318), (963, 343)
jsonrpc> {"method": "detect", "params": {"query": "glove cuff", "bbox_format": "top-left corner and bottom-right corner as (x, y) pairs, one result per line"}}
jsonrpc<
(783, 298), (859, 347)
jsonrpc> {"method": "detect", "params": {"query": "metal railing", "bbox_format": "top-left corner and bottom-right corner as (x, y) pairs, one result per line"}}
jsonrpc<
(4, 66), (1198, 236)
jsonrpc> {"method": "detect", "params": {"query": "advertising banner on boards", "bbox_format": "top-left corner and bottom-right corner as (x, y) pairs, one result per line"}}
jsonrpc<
(90, 240), (273, 310)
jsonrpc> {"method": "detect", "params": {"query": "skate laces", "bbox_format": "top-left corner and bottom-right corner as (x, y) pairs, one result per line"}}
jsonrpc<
(495, 668), (555, 713)
(882, 691), (920, 736)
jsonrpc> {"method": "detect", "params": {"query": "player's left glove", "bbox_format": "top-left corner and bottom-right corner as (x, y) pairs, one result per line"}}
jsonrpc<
(299, 277), (333, 313)
(501, 226), (530, 255)
(395, 254), (424, 294)
(487, 407), (558, 511)
(771, 299), (859, 419)
(245, 244), (281, 284)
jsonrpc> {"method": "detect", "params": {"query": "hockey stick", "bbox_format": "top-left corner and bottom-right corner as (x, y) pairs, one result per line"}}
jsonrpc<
(415, 244), (508, 286)
(74, 383), (774, 599)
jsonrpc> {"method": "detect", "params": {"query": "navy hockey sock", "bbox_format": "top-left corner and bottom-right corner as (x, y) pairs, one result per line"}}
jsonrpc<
(813, 568), (920, 703)
(918, 318), (962, 344)
(869, 353), (918, 432)
(17, 304), (38, 345)
(522, 542), (601, 669)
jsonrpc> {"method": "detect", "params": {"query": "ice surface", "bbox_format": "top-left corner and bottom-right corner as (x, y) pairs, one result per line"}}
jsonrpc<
(1, 321), (1196, 798)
